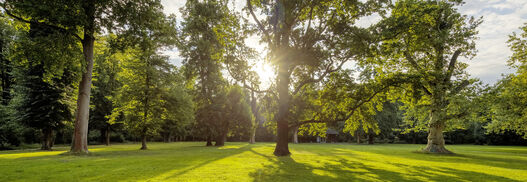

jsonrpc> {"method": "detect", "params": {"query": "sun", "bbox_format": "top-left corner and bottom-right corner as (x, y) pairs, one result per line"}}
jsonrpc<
(252, 61), (275, 88)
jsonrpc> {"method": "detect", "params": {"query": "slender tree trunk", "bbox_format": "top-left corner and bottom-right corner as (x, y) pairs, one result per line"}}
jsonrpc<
(140, 134), (147, 150)
(41, 128), (53, 150)
(274, 60), (291, 156)
(249, 90), (257, 144)
(292, 127), (298, 144)
(105, 125), (110, 146)
(71, 1), (95, 154)
(206, 135), (213, 146)
(249, 127), (256, 144)
(368, 133), (374, 144)
(356, 130), (361, 144)
(422, 107), (451, 153)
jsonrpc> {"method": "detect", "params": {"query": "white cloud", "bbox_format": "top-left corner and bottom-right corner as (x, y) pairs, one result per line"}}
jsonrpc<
(457, 0), (527, 84)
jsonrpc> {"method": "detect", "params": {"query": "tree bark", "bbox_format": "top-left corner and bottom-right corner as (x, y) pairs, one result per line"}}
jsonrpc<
(105, 125), (110, 146)
(206, 135), (213, 146)
(140, 134), (147, 150)
(274, 60), (291, 156)
(249, 90), (257, 144)
(71, 34), (94, 154)
(368, 133), (374, 144)
(422, 108), (452, 153)
(215, 132), (226, 146)
(356, 130), (361, 144)
(249, 127), (256, 144)
(41, 128), (53, 150)
(70, 0), (95, 154)
(292, 127), (298, 144)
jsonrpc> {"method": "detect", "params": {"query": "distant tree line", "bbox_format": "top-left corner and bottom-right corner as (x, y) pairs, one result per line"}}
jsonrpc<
(0, 0), (526, 154)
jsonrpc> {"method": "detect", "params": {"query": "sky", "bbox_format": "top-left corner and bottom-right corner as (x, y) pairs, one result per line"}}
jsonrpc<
(160, 0), (527, 85)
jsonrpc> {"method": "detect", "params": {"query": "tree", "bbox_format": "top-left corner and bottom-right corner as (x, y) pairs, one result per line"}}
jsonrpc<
(179, 0), (249, 146)
(487, 23), (527, 138)
(89, 36), (122, 146)
(11, 20), (79, 150)
(3, 0), (171, 154)
(213, 85), (254, 146)
(111, 46), (176, 150)
(247, 0), (388, 156)
(376, 0), (481, 153)
(159, 69), (195, 143)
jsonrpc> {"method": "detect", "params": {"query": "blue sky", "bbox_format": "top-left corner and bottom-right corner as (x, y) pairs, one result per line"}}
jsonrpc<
(161, 0), (527, 85)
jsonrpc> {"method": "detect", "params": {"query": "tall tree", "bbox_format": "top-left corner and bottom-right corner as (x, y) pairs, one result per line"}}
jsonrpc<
(111, 43), (177, 150)
(159, 69), (195, 143)
(213, 85), (254, 146)
(376, 0), (481, 153)
(247, 0), (388, 156)
(179, 0), (249, 146)
(13, 22), (79, 150)
(487, 23), (527, 138)
(89, 36), (122, 146)
(3, 0), (170, 154)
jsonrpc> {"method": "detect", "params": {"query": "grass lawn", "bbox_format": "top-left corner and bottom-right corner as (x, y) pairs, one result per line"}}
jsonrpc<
(1, 142), (526, 181)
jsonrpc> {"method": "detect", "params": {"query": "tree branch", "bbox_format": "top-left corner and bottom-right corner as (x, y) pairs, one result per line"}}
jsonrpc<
(403, 51), (423, 72)
(292, 59), (347, 95)
(445, 49), (462, 82)
(2, 5), (83, 42)
(450, 79), (469, 96)
(247, 0), (270, 40)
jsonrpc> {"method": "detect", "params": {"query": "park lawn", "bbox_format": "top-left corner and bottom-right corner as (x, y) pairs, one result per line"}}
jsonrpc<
(0, 142), (526, 182)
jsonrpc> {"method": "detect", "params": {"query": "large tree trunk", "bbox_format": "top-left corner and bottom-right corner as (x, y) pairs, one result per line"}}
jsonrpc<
(274, 61), (291, 156)
(71, 34), (94, 154)
(422, 108), (451, 153)
(292, 127), (298, 144)
(206, 135), (213, 146)
(41, 128), (53, 150)
(215, 132), (226, 146)
(140, 134), (147, 150)
(71, 1), (95, 154)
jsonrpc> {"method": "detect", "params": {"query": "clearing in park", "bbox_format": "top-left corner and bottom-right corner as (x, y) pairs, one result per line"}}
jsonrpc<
(1, 142), (526, 181)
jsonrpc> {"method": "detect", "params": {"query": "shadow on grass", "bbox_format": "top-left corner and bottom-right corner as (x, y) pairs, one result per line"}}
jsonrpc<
(0, 142), (254, 181)
(248, 146), (521, 182)
(87, 143), (255, 181)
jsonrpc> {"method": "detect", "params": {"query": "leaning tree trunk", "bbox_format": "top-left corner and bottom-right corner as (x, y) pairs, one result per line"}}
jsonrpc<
(71, 1), (95, 154)
(41, 128), (53, 150)
(274, 61), (291, 156)
(292, 127), (298, 144)
(422, 108), (451, 153)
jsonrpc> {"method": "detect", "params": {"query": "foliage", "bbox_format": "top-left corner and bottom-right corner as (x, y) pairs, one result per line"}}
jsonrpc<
(486, 24), (527, 138)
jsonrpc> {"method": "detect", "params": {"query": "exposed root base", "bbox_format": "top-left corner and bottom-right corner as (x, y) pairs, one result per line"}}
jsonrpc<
(422, 144), (453, 154)
(273, 148), (291, 156)
(68, 151), (90, 156)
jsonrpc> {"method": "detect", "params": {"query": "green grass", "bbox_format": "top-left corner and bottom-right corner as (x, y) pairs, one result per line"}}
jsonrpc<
(1, 142), (526, 181)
